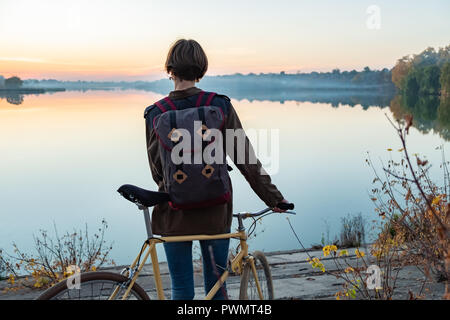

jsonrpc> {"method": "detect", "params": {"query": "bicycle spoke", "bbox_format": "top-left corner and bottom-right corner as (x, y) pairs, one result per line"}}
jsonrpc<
(99, 282), (105, 300)
(47, 279), (144, 300)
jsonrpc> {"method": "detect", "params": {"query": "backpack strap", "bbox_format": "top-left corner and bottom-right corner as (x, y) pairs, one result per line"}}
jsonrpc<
(156, 92), (215, 112)
(164, 97), (177, 110)
(154, 101), (167, 113)
(195, 91), (205, 107)
(195, 91), (217, 107)
(205, 92), (216, 106)
(154, 96), (177, 113)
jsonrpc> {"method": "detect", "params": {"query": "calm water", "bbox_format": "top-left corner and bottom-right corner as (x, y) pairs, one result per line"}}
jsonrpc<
(1, 89), (448, 265)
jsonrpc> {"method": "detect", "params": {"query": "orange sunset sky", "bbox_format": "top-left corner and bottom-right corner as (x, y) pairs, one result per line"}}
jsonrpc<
(0, 0), (449, 81)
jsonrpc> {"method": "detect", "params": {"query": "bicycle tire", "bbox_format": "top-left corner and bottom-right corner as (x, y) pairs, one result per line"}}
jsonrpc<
(239, 251), (274, 300)
(36, 271), (150, 300)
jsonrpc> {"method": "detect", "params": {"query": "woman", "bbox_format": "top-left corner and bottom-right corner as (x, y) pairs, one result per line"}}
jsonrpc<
(144, 39), (289, 300)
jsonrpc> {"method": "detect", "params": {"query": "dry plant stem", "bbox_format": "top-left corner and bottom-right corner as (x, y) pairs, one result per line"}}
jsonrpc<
(441, 147), (450, 201)
(385, 114), (449, 299)
(390, 119), (446, 231)
(335, 255), (371, 299)
(419, 165), (438, 199)
(369, 156), (427, 246)
(382, 169), (414, 184)
(374, 123), (445, 265)
(369, 163), (431, 296)
(288, 217), (378, 299)
(3, 221), (113, 290)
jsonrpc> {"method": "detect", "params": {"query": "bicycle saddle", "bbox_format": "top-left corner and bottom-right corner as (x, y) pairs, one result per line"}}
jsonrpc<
(117, 184), (170, 207)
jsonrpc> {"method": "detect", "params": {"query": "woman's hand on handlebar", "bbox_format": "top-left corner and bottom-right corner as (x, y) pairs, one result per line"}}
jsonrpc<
(273, 199), (294, 213)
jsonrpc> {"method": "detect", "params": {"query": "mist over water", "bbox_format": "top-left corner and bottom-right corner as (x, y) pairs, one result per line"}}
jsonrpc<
(0, 89), (448, 265)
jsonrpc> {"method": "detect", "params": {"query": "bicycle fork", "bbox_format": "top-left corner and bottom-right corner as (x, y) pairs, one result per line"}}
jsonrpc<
(248, 256), (264, 300)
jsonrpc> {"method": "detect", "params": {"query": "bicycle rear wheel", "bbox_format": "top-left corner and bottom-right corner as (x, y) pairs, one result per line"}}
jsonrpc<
(36, 271), (150, 300)
(239, 251), (274, 300)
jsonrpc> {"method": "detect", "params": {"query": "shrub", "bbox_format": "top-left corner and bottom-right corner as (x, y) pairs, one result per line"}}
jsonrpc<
(2, 220), (114, 292)
(0, 249), (7, 280)
(368, 114), (450, 299)
(339, 213), (365, 248)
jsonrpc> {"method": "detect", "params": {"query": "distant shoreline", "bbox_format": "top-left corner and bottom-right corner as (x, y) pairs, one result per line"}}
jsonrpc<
(0, 88), (66, 94)
(0, 85), (396, 109)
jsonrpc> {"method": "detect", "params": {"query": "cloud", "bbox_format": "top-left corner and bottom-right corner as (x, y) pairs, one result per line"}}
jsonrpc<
(0, 57), (90, 66)
(0, 57), (48, 63)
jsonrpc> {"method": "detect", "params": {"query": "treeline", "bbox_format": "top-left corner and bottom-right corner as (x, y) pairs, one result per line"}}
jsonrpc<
(391, 46), (450, 96)
(202, 67), (395, 91)
(26, 66), (394, 92)
(0, 75), (23, 89)
(25, 79), (126, 90)
(218, 67), (392, 85)
(142, 67), (395, 98)
(389, 45), (450, 141)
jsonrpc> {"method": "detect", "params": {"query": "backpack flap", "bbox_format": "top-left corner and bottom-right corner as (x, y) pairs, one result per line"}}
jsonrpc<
(152, 98), (230, 210)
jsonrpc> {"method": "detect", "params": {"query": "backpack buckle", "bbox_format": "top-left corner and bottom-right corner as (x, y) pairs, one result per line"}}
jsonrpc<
(173, 169), (188, 184)
(168, 128), (183, 142)
(201, 165), (214, 179)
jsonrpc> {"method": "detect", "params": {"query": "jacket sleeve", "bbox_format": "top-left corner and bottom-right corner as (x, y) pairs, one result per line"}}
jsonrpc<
(224, 103), (284, 208)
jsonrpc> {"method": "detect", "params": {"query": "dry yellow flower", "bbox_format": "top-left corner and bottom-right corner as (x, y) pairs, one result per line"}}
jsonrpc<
(355, 249), (365, 258)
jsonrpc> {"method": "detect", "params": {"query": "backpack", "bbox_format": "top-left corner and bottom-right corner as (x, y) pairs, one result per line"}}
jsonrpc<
(152, 91), (231, 210)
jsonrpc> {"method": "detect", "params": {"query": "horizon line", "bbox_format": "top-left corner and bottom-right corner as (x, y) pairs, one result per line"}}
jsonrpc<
(1, 66), (392, 83)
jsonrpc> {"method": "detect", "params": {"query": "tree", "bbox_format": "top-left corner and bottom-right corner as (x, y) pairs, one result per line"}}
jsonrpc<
(419, 65), (441, 95)
(332, 68), (340, 74)
(392, 46), (450, 93)
(392, 57), (412, 90)
(404, 72), (420, 96)
(5, 76), (23, 89)
(412, 47), (439, 68)
(440, 62), (450, 97)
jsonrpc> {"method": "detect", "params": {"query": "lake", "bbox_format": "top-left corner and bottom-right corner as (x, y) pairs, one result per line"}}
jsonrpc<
(1, 89), (449, 266)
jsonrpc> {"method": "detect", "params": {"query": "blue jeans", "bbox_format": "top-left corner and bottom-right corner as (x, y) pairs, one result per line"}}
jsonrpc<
(163, 238), (230, 300)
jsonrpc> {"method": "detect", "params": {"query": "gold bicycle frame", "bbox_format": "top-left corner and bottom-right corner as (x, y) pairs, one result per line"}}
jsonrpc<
(109, 228), (264, 300)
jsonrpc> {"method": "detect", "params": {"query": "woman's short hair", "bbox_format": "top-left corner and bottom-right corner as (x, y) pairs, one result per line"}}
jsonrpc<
(165, 39), (208, 81)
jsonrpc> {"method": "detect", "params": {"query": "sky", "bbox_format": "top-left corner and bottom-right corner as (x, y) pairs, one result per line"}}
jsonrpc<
(0, 0), (449, 81)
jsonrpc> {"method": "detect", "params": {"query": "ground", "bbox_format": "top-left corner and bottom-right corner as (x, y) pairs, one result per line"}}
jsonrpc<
(0, 247), (445, 300)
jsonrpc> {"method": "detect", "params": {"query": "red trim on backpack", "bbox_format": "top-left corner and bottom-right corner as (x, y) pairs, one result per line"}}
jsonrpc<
(168, 191), (231, 210)
(205, 92), (216, 106)
(154, 101), (167, 113)
(164, 97), (177, 110)
(195, 91), (205, 107)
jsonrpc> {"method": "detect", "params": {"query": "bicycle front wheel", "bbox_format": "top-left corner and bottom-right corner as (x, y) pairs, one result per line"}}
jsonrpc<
(239, 251), (274, 300)
(36, 271), (150, 300)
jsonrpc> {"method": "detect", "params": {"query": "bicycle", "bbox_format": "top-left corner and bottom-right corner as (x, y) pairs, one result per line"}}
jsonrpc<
(36, 184), (295, 300)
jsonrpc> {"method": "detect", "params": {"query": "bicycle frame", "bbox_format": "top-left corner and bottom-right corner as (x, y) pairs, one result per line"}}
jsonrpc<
(109, 229), (263, 300)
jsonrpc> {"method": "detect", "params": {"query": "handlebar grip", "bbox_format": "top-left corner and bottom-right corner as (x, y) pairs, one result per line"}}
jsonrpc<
(276, 202), (294, 210)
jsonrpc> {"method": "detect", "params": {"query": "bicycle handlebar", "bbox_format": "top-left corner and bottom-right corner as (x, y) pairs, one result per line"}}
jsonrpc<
(277, 202), (295, 210)
(232, 203), (296, 219)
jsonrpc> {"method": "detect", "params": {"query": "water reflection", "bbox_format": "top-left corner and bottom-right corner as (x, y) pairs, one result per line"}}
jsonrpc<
(1, 87), (395, 109)
(141, 85), (395, 109)
(389, 94), (450, 140)
(0, 92), (24, 105)
(0, 89), (66, 106)
(1, 90), (449, 264)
